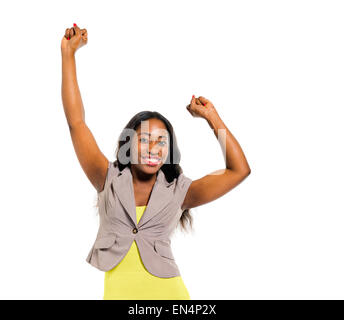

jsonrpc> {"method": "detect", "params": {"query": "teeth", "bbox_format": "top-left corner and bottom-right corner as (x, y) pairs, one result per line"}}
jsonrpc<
(142, 156), (161, 163)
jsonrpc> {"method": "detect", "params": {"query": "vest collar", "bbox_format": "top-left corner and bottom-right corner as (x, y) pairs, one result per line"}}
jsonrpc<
(113, 166), (175, 228)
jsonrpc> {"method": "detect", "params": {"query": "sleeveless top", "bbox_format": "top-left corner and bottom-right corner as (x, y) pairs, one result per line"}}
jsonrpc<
(86, 161), (193, 278)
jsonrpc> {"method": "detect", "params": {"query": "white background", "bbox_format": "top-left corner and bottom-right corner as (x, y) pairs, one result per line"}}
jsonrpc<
(0, 0), (343, 299)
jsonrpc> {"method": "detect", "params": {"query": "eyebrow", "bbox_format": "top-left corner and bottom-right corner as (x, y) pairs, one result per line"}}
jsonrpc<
(138, 133), (168, 139)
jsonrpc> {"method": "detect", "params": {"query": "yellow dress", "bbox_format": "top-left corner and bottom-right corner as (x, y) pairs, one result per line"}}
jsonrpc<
(103, 205), (191, 300)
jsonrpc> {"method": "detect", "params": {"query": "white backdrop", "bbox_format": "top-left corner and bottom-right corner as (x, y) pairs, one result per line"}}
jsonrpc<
(0, 0), (343, 299)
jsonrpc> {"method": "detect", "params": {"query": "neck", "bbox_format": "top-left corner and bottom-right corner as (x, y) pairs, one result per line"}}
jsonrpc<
(130, 165), (157, 185)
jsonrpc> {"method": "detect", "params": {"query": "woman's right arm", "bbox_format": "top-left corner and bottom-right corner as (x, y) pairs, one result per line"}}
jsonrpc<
(61, 25), (108, 193)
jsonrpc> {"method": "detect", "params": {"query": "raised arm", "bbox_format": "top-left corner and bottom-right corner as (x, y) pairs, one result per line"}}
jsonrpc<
(182, 95), (251, 210)
(61, 24), (108, 193)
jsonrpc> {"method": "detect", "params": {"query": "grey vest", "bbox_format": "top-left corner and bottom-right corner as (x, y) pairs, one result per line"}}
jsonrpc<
(86, 161), (193, 278)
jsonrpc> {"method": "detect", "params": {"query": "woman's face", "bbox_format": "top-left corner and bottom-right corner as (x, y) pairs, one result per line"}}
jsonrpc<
(130, 118), (170, 175)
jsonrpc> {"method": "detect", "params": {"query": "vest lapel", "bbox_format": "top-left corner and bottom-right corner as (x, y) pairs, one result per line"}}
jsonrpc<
(113, 166), (175, 228)
(137, 169), (175, 228)
(112, 166), (136, 226)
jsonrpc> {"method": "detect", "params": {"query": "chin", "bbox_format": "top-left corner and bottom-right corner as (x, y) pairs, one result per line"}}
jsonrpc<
(133, 160), (163, 173)
(140, 164), (161, 173)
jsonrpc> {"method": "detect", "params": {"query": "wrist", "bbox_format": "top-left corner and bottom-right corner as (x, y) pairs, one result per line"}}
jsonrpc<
(205, 110), (219, 123)
(206, 110), (223, 129)
(61, 48), (75, 59)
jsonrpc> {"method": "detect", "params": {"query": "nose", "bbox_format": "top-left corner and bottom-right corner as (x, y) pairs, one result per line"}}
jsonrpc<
(148, 142), (161, 155)
(148, 150), (160, 157)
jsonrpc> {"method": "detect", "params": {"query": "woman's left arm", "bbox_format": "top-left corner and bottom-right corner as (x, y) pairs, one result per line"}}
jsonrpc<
(182, 95), (251, 210)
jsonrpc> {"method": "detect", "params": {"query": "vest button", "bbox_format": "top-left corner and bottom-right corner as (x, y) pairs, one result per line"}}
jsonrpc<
(132, 227), (138, 234)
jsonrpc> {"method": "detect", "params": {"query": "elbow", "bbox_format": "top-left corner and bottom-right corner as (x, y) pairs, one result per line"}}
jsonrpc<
(226, 168), (251, 178)
(244, 168), (251, 177)
(238, 168), (251, 177)
(227, 167), (251, 176)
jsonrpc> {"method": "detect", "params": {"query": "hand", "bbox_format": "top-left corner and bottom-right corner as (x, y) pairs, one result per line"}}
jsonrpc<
(61, 23), (88, 55)
(186, 95), (217, 120)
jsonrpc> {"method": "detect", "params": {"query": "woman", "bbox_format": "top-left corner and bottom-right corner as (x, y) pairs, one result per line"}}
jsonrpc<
(61, 23), (251, 300)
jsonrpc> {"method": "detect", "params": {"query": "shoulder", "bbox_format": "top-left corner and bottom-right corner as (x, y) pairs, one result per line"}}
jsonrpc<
(98, 161), (119, 195)
(106, 160), (119, 179)
(173, 172), (193, 209)
(176, 172), (193, 191)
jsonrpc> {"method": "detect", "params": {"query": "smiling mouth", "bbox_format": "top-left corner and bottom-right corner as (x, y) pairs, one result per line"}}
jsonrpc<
(141, 156), (162, 166)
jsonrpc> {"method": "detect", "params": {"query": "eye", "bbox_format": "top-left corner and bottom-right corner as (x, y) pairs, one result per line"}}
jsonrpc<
(159, 141), (167, 146)
(140, 137), (148, 143)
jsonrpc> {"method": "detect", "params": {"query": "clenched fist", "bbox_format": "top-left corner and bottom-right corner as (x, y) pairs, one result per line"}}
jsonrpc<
(61, 23), (88, 55)
(186, 95), (217, 120)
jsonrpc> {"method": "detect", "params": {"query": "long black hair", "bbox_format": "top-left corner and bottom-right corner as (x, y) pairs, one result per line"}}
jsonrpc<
(112, 110), (193, 233)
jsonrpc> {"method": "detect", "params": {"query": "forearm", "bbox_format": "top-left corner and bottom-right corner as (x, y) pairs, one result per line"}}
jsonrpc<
(61, 51), (85, 128)
(206, 111), (251, 174)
